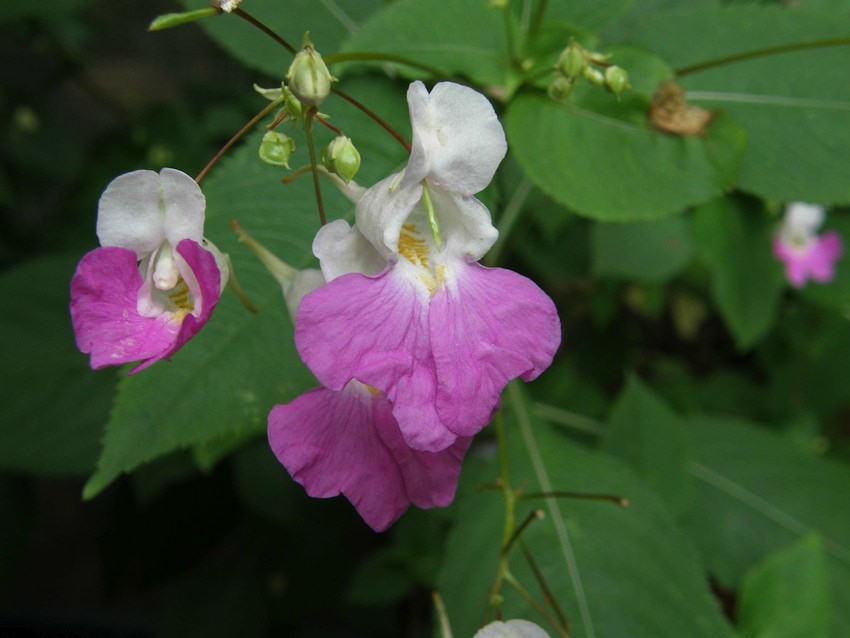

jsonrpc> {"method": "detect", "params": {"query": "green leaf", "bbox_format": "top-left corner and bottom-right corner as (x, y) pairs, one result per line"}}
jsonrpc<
(542, 0), (635, 31)
(737, 534), (832, 638)
(505, 47), (746, 220)
(691, 197), (784, 349)
(437, 383), (734, 638)
(683, 415), (850, 637)
(591, 215), (693, 282)
(609, 5), (850, 204)
(178, 0), (384, 79)
(602, 376), (693, 517)
(339, 0), (509, 87)
(0, 252), (114, 475)
(83, 77), (410, 497)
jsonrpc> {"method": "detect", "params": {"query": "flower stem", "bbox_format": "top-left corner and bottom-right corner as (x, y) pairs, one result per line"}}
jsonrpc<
(196, 98), (282, 184)
(421, 183), (443, 249)
(323, 51), (447, 77)
(504, 571), (571, 638)
(521, 491), (629, 508)
(304, 108), (327, 226)
(232, 8), (296, 55)
(316, 115), (344, 136)
(675, 36), (850, 77)
(331, 87), (412, 154)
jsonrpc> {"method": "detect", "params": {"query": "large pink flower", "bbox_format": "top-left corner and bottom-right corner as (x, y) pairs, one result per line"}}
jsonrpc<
(773, 202), (843, 288)
(70, 168), (226, 373)
(296, 82), (561, 452)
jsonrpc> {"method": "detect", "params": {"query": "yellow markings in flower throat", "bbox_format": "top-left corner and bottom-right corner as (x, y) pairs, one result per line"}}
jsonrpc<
(167, 277), (194, 322)
(398, 223), (445, 294)
(399, 224), (430, 268)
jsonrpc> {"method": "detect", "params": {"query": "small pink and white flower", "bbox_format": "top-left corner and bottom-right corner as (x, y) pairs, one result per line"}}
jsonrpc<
(295, 82), (561, 453)
(70, 168), (227, 373)
(773, 201), (843, 288)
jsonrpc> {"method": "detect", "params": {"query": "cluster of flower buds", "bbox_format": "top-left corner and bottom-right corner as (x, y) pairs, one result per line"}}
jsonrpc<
(549, 38), (629, 100)
(253, 38), (359, 182)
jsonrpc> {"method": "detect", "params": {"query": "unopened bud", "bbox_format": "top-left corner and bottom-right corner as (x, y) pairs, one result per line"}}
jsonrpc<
(259, 130), (295, 168)
(548, 76), (574, 100)
(605, 66), (629, 97)
(556, 44), (587, 78)
(583, 66), (605, 86)
(286, 35), (336, 107)
(322, 135), (360, 183)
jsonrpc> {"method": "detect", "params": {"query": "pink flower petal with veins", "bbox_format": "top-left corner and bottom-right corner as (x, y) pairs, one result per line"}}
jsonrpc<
(268, 382), (470, 532)
(295, 261), (560, 452)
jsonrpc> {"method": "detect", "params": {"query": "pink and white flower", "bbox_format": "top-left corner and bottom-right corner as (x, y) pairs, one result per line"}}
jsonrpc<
(70, 168), (227, 373)
(295, 82), (561, 453)
(773, 201), (843, 288)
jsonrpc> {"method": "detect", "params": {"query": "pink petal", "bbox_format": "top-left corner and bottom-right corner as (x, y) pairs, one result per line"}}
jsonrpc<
(430, 263), (561, 436)
(70, 246), (180, 369)
(296, 270), (458, 452)
(268, 384), (470, 532)
(69, 239), (220, 373)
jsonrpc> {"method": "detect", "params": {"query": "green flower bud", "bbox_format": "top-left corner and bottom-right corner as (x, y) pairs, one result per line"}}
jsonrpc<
(583, 66), (605, 86)
(556, 44), (587, 79)
(605, 65), (630, 97)
(321, 135), (361, 183)
(286, 35), (336, 107)
(259, 130), (295, 168)
(547, 76), (574, 101)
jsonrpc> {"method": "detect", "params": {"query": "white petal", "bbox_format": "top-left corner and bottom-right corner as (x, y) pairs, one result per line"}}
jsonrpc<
(474, 620), (551, 638)
(401, 81), (507, 195)
(96, 170), (166, 255)
(313, 219), (387, 281)
(431, 185), (498, 262)
(356, 172), (424, 260)
(283, 269), (325, 321)
(785, 201), (825, 233)
(160, 168), (206, 246)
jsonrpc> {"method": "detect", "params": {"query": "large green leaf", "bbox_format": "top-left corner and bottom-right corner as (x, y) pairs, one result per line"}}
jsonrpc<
(590, 215), (693, 282)
(83, 77), (410, 497)
(737, 534), (832, 638)
(339, 0), (509, 87)
(437, 383), (734, 638)
(178, 0), (384, 79)
(602, 376), (693, 517)
(609, 5), (850, 204)
(691, 197), (784, 349)
(683, 415), (850, 637)
(0, 251), (115, 475)
(505, 47), (746, 220)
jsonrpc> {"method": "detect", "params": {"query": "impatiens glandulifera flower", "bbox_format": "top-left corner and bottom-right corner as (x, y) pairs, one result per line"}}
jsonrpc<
(773, 201), (843, 288)
(296, 82), (561, 452)
(474, 619), (551, 638)
(246, 220), (468, 531)
(70, 168), (226, 373)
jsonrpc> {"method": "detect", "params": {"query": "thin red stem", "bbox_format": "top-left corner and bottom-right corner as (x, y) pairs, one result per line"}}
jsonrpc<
(331, 87), (411, 154)
(196, 99), (280, 184)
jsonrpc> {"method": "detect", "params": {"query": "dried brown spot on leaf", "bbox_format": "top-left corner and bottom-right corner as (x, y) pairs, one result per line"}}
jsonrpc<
(648, 81), (715, 137)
